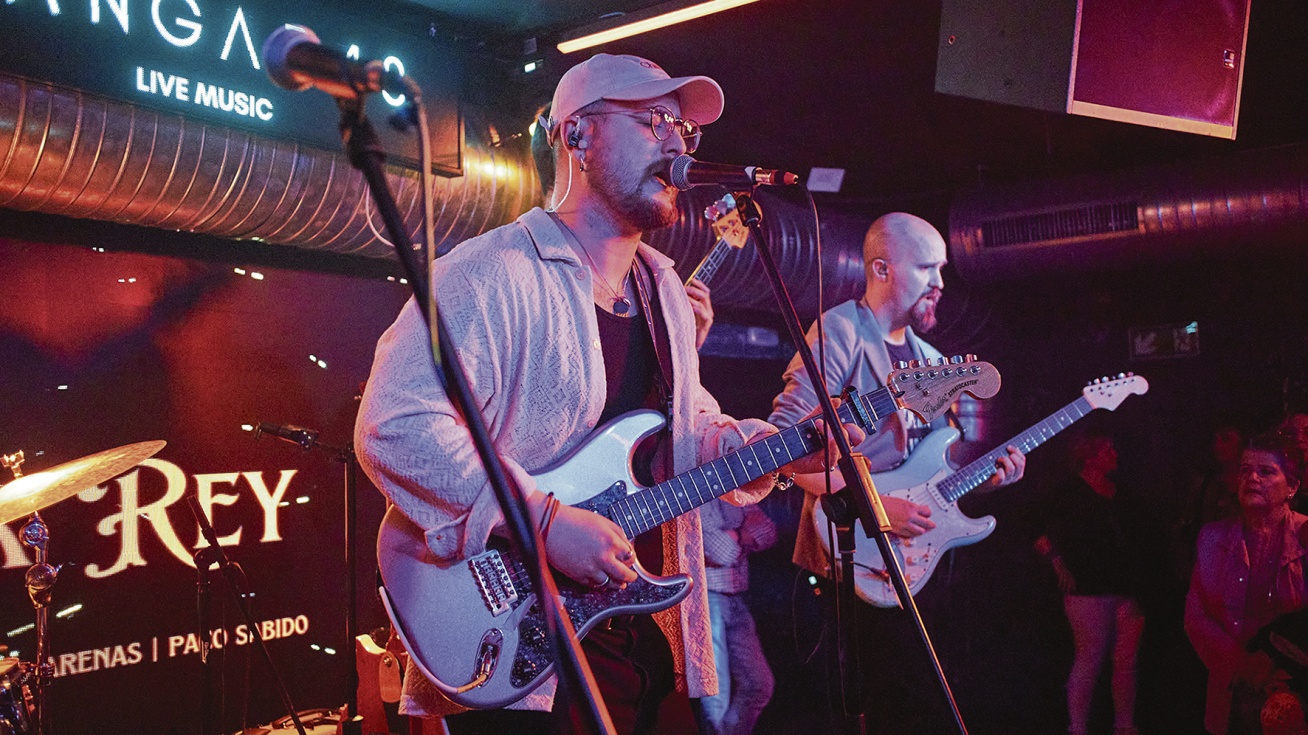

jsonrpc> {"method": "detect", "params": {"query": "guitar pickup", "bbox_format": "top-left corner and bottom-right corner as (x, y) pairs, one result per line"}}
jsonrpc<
(469, 550), (519, 617)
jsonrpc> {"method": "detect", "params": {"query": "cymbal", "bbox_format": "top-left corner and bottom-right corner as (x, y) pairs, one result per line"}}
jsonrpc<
(0, 441), (166, 524)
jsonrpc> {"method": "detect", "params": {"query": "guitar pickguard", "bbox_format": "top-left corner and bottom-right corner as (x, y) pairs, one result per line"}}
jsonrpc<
(509, 571), (689, 688)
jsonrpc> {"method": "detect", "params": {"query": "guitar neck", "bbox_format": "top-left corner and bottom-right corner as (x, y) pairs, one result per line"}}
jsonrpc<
(937, 396), (1096, 503)
(684, 237), (732, 287)
(606, 387), (899, 538)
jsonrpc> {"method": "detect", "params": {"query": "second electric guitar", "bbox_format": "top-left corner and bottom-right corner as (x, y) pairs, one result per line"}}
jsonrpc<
(813, 373), (1148, 608)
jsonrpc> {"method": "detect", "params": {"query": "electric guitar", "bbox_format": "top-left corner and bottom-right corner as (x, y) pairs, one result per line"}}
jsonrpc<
(378, 359), (1001, 709)
(813, 373), (1148, 608)
(684, 193), (749, 287)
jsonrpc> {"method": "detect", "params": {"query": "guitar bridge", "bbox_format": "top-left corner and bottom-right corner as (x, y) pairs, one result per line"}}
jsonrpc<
(469, 550), (518, 617)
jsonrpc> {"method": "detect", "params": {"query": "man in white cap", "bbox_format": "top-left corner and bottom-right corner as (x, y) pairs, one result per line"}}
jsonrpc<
(356, 53), (853, 733)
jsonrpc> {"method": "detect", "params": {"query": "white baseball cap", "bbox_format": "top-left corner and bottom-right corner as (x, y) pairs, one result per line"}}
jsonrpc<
(549, 53), (725, 133)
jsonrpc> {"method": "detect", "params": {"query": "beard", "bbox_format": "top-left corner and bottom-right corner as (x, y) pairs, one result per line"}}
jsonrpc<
(908, 292), (940, 333)
(589, 153), (678, 231)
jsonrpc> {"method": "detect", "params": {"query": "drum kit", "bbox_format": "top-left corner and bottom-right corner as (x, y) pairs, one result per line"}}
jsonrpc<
(0, 441), (166, 735)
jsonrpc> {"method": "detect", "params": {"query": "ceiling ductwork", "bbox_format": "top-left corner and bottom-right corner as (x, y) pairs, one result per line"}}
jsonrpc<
(949, 143), (1308, 282)
(0, 69), (873, 317)
(0, 72), (537, 259)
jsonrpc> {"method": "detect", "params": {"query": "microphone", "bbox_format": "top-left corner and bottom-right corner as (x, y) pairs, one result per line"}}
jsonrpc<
(668, 155), (800, 192)
(262, 25), (407, 99)
(254, 422), (319, 450)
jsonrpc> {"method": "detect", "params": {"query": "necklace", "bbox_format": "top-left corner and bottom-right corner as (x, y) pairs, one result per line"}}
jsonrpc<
(555, 217), (633, 316)
(583, 246), (632, 315)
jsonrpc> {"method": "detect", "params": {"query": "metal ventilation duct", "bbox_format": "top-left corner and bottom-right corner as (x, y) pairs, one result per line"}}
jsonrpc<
(0, 72), (537, 259)
(949, 144), (1308, 282)
(649, 188), (870, 318)
(0, 72), (876, 315)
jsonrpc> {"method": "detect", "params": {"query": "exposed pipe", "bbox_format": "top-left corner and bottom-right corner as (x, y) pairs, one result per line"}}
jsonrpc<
(949, 143), (1308, 282)
(0, 72), (538, 259)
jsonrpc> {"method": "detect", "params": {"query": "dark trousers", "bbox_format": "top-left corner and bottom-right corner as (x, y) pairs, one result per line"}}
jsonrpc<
(813, 578), (960, 735)
(446, 614), (696, 735)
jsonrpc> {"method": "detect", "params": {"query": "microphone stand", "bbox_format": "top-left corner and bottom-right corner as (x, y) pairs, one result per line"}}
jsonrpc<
(253, 424), (361, 732)
(735, 193), (968, 735)
(187, 495), (307, 735)
(335, 87), (613, 734)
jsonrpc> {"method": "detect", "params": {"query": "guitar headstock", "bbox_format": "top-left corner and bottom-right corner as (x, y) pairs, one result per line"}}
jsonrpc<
(888, 356), (1001, 423)
(704, 194), (749, 251)
(1082, 373), (1149, 410)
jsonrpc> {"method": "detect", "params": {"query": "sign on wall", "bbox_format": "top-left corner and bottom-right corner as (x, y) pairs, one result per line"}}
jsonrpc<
(0, 0), (463, 174)
(0, 238), (408, 733)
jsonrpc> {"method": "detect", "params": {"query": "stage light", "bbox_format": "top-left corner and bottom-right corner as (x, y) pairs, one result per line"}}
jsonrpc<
(250, 272), (265, 280)
(557, 0), (760, 54)
(55, 603), (82, 619)
(6, 624), (34, 638)
(295, 496), (310, 504)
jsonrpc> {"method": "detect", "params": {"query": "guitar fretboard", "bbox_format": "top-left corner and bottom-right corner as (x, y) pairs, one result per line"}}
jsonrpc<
(686, 238), (732, 286)
(604, 387), (899, 539)
(936, 396), (1094, 503)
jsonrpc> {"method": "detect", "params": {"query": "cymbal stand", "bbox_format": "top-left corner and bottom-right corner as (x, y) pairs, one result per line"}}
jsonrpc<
(3, 451), (56, 735)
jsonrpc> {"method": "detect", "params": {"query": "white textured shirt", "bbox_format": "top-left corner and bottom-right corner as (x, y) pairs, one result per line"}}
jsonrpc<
(355, 207), (773, 717)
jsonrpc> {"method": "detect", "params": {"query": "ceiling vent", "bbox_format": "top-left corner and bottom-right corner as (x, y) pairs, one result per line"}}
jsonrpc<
(980, 200), (1141, 248)
(950, 144), (1308, 281)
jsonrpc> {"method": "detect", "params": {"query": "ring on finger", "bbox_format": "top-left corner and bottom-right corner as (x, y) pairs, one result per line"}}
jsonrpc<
(593, 573), (611, 589)
(618, 549), (634, 563)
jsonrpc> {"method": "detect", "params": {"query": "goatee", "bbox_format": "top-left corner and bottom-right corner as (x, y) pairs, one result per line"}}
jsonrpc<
(910, 296), (939, 333)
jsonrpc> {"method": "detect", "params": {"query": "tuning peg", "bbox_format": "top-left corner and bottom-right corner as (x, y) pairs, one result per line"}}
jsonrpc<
(964, 354), (977, 363)
(950, 355), (963, 364)
(935, 357), (946, 366)
(908, 359), (920, 369)
(1118, 372), (1127, 379)
(894, 361), (910, 370)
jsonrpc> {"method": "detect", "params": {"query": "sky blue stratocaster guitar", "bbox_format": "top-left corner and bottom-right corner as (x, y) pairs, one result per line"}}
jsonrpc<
(813, 373), (1148, 608)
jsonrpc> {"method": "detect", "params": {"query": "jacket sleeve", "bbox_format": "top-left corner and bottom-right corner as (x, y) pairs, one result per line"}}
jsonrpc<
(739, 504), (778, 554)
(769, 316), (856, 430)
(700, 500), (744, 568)
(354, 265), (533, 563)
(1184, 524), (1242, 672)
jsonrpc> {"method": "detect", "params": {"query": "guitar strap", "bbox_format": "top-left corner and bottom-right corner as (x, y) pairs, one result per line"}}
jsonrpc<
(630, 252), (676, 436)
(630, 253), (677, 576)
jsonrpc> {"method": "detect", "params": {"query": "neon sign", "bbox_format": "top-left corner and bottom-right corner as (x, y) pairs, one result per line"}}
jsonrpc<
(0, 0), (463, 173)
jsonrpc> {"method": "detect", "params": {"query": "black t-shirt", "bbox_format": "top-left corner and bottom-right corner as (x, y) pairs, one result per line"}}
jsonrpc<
(1043, 476), (1145, 597)
(595, 297), (667, 573)
(885, 339), (915, 369)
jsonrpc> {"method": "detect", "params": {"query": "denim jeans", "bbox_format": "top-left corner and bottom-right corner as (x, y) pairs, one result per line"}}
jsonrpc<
(699, 591), (775, 735)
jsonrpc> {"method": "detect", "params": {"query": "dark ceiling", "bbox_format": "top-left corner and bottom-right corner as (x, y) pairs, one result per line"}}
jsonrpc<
(393, 0), (1308, 207)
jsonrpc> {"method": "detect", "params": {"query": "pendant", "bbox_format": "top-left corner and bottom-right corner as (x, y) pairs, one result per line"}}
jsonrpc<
(613, 297), (631, 315)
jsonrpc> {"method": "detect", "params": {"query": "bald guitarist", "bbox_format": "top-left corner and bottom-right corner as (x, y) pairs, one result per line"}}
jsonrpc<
(769, 212), (1026, 735)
